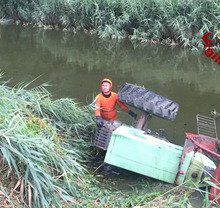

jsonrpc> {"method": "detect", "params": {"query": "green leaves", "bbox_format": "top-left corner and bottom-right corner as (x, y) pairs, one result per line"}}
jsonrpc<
(1, 0), (220, 48)
(0, 83), (94, 207)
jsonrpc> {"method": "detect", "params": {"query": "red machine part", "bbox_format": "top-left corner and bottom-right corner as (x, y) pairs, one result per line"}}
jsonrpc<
(186, 133), (220, 205)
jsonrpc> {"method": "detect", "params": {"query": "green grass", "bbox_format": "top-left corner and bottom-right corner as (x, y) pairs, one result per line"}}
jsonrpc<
(1, 0), (220, 48)
(0, 78), (95, 207)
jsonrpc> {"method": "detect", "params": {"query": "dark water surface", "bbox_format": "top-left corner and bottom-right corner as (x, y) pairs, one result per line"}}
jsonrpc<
(0, 24), (219, 145)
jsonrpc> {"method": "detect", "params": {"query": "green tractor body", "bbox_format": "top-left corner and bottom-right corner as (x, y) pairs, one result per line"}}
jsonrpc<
(104, 125), (215, 185)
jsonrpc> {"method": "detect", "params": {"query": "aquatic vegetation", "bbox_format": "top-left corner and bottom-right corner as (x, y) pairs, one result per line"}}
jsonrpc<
(138, 185), (194, 208)
(1, 0), (220, 48)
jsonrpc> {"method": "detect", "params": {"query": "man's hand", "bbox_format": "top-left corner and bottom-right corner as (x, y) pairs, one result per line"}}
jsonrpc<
(128, 110), (137, 119)
(95, 116), (104, 127)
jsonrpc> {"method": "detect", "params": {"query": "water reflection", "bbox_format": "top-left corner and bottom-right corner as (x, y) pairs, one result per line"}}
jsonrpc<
(0, 25), (219, 144)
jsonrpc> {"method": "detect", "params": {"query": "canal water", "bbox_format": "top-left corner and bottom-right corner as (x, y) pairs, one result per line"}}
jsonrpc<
(0, 24), (219, 145)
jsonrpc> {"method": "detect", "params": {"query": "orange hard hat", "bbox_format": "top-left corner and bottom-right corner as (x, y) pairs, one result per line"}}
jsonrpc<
(101, 78), (113, 88)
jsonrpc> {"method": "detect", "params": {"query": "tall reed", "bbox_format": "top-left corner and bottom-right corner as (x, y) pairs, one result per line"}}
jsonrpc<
(0, 79), (94, 207)
(1, 0), (220, 48)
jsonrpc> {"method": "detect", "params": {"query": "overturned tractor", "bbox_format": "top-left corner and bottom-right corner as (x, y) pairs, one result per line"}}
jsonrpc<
(92, 83), (220, 205)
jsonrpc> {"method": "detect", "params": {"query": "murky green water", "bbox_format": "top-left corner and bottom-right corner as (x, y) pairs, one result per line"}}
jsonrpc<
(0, 24), (219, 145)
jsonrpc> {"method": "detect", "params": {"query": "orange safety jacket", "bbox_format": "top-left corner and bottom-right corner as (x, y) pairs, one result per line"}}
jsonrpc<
(94, 92), (129, 121)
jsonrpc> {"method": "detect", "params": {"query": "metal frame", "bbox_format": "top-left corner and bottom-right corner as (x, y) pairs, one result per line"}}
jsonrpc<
(196, 114), (218, 139)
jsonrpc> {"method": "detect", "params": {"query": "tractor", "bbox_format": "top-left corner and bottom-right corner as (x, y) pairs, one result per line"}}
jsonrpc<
(92, 83), (220, 205)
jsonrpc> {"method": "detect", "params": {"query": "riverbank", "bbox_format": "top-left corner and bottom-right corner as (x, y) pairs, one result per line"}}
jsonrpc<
(0, 77), (210, 207)
(1, 0), (219, 49)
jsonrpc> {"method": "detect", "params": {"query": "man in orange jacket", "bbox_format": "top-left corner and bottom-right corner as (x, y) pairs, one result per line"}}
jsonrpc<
(94, 78), (137, 126)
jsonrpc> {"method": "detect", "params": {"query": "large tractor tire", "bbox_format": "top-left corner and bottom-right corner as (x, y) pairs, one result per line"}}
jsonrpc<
(118, 83), (179, 121)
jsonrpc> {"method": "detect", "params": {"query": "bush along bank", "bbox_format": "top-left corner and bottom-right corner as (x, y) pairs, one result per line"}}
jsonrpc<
(1, 0), (220, 49)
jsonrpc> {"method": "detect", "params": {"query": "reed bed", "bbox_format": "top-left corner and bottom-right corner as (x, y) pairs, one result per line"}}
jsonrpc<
(1, 0), (220, 48)
(0, 78), (94, 207)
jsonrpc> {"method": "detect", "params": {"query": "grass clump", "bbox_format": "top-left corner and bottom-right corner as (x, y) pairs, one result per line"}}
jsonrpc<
(0, 79), (95, 207)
